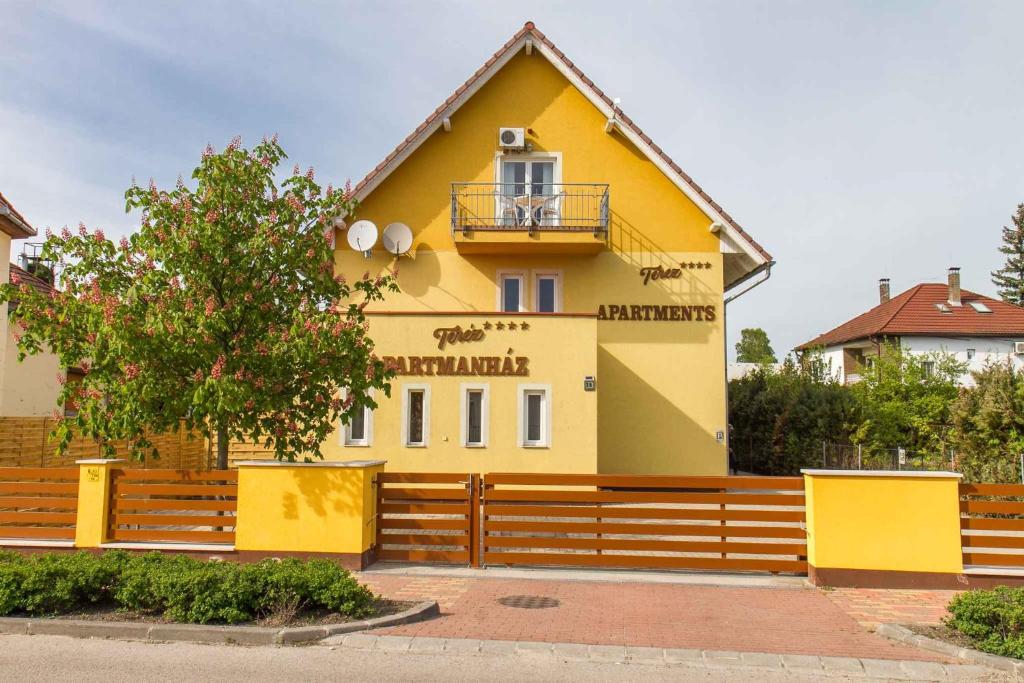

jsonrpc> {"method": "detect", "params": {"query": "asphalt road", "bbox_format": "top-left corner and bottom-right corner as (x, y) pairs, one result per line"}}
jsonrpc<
(0, 633), (885, 682)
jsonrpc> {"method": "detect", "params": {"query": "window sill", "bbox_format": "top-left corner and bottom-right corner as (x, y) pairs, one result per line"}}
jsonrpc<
(463, 444), (488, 449)
(520, 444), (550, 449)
(404, 444), (428, 449)
(343, 443), (371, 448)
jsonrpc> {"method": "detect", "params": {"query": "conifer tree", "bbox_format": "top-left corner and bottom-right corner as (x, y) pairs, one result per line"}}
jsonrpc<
(992, 203), (1024, 306)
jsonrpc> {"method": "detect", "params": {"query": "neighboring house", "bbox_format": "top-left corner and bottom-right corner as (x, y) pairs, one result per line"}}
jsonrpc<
(795, 267), (1024, 386)
(314, 22), (773, 476)
(0, 192), (75, 416)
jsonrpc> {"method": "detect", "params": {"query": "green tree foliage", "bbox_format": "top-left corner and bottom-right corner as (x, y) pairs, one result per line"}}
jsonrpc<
(728, 354), (859, 475)
(0, 137), (397, 468)
(992, 203), (1024, 306)
(735, 327), (777, 363)
(849, 342), (965, 461)
(949, 361), (1024, 483)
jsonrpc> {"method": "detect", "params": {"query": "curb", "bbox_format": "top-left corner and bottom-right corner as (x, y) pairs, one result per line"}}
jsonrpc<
(0, 600), (439, 646)
(319, 633), (997, 679)
(876, 623), (1024, 680)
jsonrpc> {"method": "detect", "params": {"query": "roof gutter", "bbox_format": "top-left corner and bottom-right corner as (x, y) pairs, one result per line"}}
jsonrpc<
(0, 204), (36, 238)
(724, 260), (774, 305)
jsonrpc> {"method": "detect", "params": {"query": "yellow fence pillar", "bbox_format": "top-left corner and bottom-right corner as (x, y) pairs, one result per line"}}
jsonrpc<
(802, 469), (964, 588)
(74, 459), (123, 548)
(234, 460), (386, 570)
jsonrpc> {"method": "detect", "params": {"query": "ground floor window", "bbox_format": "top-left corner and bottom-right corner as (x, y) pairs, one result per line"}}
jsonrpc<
(342, 389), (374, 447)
(402, 385), (430, 447)
(518, 384), (551, 448)
(460, 383), (489, 447)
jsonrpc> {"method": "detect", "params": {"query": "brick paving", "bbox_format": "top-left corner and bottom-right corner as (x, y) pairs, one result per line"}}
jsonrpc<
(824, 587), (960, 627)
(355, 572), (949, 662)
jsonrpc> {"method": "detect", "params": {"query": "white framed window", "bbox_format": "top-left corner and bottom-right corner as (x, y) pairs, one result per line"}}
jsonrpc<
(496, 153), (562, 227)
(532, 271), (562, 313)
(401, 384), (430, 447)
(517, 383), (552, 448)
(496, 270), (526, 312)
(966, 348), (976, 360)
(341, 388), (374, 447)
(460, 383), (490, 448)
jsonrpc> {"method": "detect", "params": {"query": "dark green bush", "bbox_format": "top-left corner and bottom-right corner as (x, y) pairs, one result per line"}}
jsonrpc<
(947, 587), (1024, 658)
(0, 551), (375, 624)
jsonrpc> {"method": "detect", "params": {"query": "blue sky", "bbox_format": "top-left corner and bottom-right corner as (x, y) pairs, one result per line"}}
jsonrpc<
(3, 1), (1023, 358)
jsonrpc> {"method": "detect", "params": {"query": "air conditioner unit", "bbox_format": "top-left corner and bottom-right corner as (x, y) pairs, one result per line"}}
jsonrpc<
(498, 127), (525, 149)
(1014, 342), (1024, 355)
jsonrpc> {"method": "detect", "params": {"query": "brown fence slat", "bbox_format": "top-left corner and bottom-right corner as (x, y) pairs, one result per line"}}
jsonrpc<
(378, 472), (468, 484)
(484, 519), (807, 539)
(379, 518), (472, 532)
(0, 526), (76, 539)
(483, 504), (805, 523)
(963, 552), (1024, 567)
(380, 502), (474, 515)
(962, 535), (1024, 549)
(0, 467), (80, 480)
(483, 536), (805, 555)
(377, 549), (470, 563)
(115, 513), (237, 527)
(110, 528), (236, 544)
(0, 482), (79, 495)
(961, 483), (1024, 497)
(961, 517), (1024, 532)
(114, 498), (237, 512)
(0, 511), (76, 524)
(379, 487), (469, 501)
(484, 473), (805, 490)
(115, 470), (237, 482)
(379, 533), (470, 546)
(114, 483), (238, 497)
(0, 496), (78, 509)
(482, 551), (806, 573)
(485, 489), (803, 506)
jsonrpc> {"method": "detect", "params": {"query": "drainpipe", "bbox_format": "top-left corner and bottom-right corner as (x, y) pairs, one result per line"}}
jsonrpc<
(724, 261), (774, 305)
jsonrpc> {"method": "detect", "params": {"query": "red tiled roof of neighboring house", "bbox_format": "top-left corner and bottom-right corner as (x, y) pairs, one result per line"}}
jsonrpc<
(796, 284), (1024, 350)
(351, 22), (771, 265)
(0, 191), (37, 238)
(8, 263), (56, 305)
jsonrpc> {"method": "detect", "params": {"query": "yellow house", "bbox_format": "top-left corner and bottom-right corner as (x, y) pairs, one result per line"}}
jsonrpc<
(323, 23), (773, 475)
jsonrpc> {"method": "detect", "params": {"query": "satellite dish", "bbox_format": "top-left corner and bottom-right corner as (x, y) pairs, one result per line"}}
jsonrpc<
(346, 220), (378, 258)
(382, 222), (413, 256)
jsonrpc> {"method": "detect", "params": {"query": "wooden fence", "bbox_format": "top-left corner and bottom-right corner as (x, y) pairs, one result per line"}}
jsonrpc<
(108, 469), (238, 545)
(479, 473), (807, 573)
(960, 482), (1024, 569)
(0, 467), (80, 540)
(0, 417), (209, 469)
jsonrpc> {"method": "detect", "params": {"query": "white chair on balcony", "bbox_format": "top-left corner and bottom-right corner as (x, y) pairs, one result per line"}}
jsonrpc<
(497, 194), (519, 228)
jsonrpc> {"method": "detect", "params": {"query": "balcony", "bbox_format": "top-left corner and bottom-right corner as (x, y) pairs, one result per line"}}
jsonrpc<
(450, 182), (609, 254)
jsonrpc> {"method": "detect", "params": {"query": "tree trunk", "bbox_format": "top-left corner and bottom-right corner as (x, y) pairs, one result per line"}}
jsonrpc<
(216, 425), (229, 470)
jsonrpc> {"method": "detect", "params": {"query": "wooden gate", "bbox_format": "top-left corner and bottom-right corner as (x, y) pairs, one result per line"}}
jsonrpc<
(960, 482), (1024, 569)
(376, 472), (478, 565)
(479, 473), (806, 574)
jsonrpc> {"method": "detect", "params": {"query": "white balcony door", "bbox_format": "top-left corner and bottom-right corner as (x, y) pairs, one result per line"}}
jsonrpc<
(500, 159), (558, 226)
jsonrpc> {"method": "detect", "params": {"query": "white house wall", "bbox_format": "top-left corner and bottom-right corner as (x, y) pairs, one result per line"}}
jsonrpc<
(899, 335), (1024, 386)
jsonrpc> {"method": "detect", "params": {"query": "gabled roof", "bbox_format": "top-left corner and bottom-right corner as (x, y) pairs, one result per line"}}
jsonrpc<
(796, 284), (1024, 350)
(352, 22), (771, 285)
(8, 263), (55, 312)
(0, 192), (36, 238)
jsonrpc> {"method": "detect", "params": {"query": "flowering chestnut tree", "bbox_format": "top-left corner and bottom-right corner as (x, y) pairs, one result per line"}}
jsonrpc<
(0, 136), (396, 468)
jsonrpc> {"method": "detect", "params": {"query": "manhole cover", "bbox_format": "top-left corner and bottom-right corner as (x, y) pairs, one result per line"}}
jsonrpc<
(497, 595), (560, 609)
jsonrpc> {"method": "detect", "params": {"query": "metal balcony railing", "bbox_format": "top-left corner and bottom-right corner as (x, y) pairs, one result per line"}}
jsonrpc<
(451, 183), (609, 235)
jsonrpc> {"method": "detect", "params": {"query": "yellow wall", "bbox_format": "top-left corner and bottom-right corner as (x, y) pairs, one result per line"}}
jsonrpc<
(804, 471), (964, 574)
(2, 329), (63, 416)
(332, 49), (728, 475)
(234, 461), (383, 555)
(320, 313), (598, 474)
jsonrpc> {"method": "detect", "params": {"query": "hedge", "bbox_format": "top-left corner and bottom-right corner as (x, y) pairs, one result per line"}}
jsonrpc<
(947, 587), (1024, 659)
(0, 551), (375, 624)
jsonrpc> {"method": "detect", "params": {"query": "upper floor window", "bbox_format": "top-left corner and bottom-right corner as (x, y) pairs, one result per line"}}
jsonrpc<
(342, 389), (374, 447)
(498, 271), (525, 312)
(534, 271), (561, 313)
(966, 348), (976, 360)
(922, 361), (935, 379)
(499, 156), (560, 226)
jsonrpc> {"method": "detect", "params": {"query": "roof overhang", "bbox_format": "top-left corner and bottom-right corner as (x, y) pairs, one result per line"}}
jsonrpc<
(0, 204), (36, 239)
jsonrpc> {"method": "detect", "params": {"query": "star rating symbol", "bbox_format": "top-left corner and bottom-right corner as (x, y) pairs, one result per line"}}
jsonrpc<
(521, 321), (530, 330)
(704, 262), (712, 269)
(483, 321), (492, 330)
(508, 321), (518, 330)
(496, 321), (505, 330)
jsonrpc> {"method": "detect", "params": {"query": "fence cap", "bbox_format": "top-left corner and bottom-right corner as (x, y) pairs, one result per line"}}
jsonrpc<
(800, 469), (962, 479)
(75, 458), (126, 465)
(234, 459), (386, 469)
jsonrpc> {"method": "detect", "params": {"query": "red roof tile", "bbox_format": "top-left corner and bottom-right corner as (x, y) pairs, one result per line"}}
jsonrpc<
(352, 22), (771, 264)
(797, 284), (1024, 349)
(9, 263), (56, 300)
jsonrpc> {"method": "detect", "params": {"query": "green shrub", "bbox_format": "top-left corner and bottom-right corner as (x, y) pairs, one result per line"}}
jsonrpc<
(947, 587), (1024, 658)
(0, 551), (375, 624)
